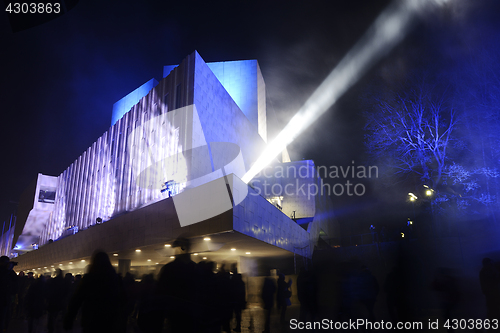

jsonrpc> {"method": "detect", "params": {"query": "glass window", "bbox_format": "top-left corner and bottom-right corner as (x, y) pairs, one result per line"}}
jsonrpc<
(38, 188), (56, 203)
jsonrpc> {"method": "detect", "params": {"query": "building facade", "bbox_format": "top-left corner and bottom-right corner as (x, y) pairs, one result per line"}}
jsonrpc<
(12, 52), (338, 276)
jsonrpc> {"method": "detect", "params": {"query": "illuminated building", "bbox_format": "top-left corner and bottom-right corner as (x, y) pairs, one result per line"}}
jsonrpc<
(12, 52), (338, 276)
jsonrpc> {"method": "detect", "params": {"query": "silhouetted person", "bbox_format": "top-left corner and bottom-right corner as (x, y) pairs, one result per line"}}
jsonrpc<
(122, 272), (138, 329)
(480, 258), (500, 320)
(196, 260), (221, 332)
(215, 263), (233, 332)
(384, 255), (424, 323)
(370, 225), (376, 243)
(357, 265), (379, 321)
(261, 275), (276, 333)
(137, 273), (163, 333)
(277, 273), (292, 324)
(432, 267), (460, 331)
(341, 260), (376, 320)
(297, 268), (318, 322)
(23, 271), (36, 321)
(63, 251), (126, 333)
(63, 273), (74, 304)
(157, 237), (198, 333)
(0, 256), (17, 332)
(14, 271), (26, 319)
(47, 269), (69, 333)
(230, 264), (246, 332)
(339, 260), (359, 320)
(26, 274), (46, 333)
(70, 274), (82, 297)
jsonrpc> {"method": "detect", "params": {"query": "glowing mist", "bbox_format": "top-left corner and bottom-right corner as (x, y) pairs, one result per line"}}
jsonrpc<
(242, 0), (448, 184)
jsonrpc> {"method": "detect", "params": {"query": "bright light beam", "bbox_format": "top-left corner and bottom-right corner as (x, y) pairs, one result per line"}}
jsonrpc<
(242, 0), (448, 184)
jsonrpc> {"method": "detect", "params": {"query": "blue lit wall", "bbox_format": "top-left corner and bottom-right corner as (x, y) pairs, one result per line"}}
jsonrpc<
(192, 52), (266, 174)
(162, 59), (266, 140)
(111, 78), (159, 126)
(207, 60), (259, 130)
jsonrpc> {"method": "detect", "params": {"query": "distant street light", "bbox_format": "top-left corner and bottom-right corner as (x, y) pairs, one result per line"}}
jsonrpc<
(408, 193), (417, 220)
(423, 184), (434, 197)
(423, 184), (437, 236)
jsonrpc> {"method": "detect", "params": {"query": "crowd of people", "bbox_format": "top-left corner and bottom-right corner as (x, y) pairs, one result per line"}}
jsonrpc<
(4, 239), (496, 333)
(0, 237), (294, 333)
(0, 250), (250, 332)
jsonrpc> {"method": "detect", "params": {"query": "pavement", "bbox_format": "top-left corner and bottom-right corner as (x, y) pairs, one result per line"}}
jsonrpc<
(5, 304), (302, 333)
(8, 301), (483, 333)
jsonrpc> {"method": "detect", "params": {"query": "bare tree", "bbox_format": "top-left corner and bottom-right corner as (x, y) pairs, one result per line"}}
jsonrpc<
(364, 75), (499, 218)
(364, 85), (456, 191)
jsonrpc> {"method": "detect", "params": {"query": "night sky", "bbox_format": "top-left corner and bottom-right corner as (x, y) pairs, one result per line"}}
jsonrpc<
(2, 0), (500, 236)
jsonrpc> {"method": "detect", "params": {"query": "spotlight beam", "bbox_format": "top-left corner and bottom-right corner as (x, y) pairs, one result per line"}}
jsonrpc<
(242, 0), (447, 184)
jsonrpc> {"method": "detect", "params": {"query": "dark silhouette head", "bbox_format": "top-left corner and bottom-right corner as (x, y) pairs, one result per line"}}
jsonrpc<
(203, 261), (215, 273)
(172, 236), (191, 253)
(0, 256), (9, 268)
(54, 268), (63, 278)
(88, 251), (114, 275)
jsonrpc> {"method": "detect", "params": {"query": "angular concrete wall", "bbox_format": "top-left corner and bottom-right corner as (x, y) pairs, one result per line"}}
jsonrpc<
(193, 52), (266, 173)
(207, 59), (266, 141)
(232, 175), (313, 258)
